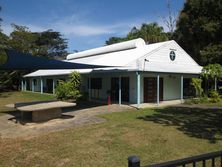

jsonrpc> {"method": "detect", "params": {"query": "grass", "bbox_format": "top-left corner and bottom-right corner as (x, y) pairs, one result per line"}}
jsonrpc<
(0, 91), (55, 114)
(0, 92), (222, 166)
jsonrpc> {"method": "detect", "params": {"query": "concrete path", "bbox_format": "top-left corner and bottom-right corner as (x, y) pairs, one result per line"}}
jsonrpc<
(0, 103), (131, 139)
(130, 100), (183, 108)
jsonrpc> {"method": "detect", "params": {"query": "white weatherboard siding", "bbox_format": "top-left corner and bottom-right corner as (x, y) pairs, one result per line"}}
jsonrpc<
(137, 40), (202, 74)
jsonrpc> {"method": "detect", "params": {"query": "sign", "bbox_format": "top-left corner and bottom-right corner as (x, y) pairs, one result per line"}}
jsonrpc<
(169, 51), (176, 61)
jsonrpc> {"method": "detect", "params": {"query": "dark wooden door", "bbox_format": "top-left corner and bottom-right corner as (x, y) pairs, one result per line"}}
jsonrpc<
(111, 77), (119, 101)
(46, 79), (53, 93)
(144, 77), (163, 102)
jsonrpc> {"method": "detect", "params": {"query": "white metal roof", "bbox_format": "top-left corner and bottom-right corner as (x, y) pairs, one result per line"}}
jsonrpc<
(24, 39), (202, 77)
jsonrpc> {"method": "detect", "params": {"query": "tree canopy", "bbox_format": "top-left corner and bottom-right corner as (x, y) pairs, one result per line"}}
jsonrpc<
(8, 24), (68, 59)
(174, 0), (222, 65)
(0, 22), (68, 90)
(106, 22), (168, 45)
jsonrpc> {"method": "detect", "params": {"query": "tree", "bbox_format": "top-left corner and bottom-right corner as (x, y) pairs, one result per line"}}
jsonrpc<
(191, 78), (203, 97)
(0, 24), (68, 91)
(201, 64), (222, 92)
(106, 22), (168, 45)
(161, 0), (177, 39)
(200, 43), (222, 64)
(8, 24), (38, 54)
(138, 23), (168, 43)
(8, 25), (68, 59)
(174, 0), (222, 65)
(35, 29), (68, 59)
(106, 37), (125, 45)
(163, 0), (177, 33)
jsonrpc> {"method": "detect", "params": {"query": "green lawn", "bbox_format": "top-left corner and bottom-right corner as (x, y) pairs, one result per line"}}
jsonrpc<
(0, 92), (222, 166)
(0, 91), (55, 114)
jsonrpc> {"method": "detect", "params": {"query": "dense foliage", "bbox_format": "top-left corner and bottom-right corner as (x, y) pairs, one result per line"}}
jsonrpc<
(55, 72), (81, 100)
(190, 78), (203, 97)
(174, 0), (222, 65)
(0, 23), (68, 91)
(106, 23), (168, 45)
(8, 24), (68, 58)
(201, 64), (222, 80)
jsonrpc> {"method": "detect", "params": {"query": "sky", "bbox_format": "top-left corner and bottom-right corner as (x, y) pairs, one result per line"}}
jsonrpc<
(1, 0), (185, 52)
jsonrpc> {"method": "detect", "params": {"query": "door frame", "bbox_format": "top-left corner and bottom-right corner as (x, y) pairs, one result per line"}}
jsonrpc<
(110, 77), (130, 102)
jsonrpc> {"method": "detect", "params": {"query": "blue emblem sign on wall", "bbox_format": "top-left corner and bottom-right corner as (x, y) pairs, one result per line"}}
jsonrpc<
(169, 51), (176, 61)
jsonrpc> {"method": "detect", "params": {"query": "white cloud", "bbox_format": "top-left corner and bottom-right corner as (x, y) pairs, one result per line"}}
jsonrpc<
(1, 23), (13, 35)
(50, 14), (151, 37)
(2, 11), (157, 38)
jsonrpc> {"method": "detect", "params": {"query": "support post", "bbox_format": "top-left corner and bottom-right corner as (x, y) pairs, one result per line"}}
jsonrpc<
(21, 80), (24, 91)
(24, 80), (27, 91)
(215, 77), (217, 91)
(181, 75), (184, 103)
(53, 79), (55, 94)
(40, 77), (43, 94)
(157, 74), (160, 106)
(32, 79), (34, 92)
(88, 76), (91, 101)
(119, 76), (122, 105)
(128, 156), (140, 167)
(136, 72), (141, 109)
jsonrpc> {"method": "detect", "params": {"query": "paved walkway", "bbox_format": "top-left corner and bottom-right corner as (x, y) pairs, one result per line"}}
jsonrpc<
(0, 103), (131, 139)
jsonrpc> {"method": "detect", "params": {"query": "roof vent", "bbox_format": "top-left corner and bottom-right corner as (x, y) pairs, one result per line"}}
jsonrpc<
(66, 38), (145, 60)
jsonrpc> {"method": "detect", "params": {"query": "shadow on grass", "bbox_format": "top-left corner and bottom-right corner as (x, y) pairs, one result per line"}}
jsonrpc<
(138, 107), (222, 143)
(62, 100), (107, 113)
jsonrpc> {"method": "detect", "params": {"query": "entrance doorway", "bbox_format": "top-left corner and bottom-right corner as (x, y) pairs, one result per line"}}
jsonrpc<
(46, 79), (53, 93)
(144, 77), (163, 102)
(111, 77), (129, 102)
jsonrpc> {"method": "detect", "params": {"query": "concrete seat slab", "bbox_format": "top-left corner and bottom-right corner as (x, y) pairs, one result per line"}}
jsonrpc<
(17, 101), (76, 112)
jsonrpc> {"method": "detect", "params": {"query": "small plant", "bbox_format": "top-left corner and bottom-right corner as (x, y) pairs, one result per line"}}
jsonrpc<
(208, 90), (220, 103)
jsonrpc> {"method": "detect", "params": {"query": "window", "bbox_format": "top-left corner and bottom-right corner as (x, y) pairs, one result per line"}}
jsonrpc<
(89, 78), (102, 89)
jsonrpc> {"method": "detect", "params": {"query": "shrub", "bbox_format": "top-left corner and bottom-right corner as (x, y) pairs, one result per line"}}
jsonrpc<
(191, 78), (203, 97)
(55, 72), (81, 100)
(208, 90), (220, 103)
(185, 95), (209, 104)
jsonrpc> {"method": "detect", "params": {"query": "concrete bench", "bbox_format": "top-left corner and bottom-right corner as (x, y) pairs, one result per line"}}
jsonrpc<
(14, 100), (76, 122)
